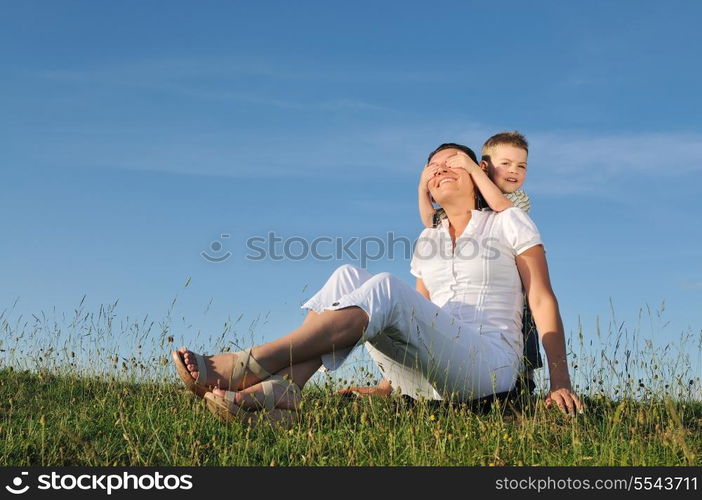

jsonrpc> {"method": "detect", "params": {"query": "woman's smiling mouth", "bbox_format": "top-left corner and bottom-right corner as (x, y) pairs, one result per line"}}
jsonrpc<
(438, 178), (456, 187)
(434, 172), (459, 188)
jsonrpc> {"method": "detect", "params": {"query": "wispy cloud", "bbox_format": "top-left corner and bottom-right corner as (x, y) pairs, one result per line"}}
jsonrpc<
(33, 67), (388, 113)
(25, 57), (702, 193)
(679, 281), (702, 291)
(15, 118), (702, 193)
(33, 56), (447, 85)
(29, 55), (442, 112)
(353, 125), (702, 196)
(527, 131), (702, 194)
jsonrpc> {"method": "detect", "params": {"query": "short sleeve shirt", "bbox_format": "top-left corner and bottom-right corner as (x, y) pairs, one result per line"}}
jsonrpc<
(410, 207), (543, 353)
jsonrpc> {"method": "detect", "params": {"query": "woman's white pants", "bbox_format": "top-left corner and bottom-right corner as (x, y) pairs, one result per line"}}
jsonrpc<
(301, 264), (520, 401)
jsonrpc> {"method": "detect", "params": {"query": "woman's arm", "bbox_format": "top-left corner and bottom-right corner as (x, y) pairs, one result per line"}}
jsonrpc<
(416, 278), (430, 300)
(516, 245), (584, 415)
(446, 152), (513, 212)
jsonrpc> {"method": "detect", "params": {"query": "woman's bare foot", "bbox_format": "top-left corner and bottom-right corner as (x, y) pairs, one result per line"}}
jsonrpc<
(177, 346), (263, 391)
(337, 379), (393, 398)
(211, 379), (301, 411)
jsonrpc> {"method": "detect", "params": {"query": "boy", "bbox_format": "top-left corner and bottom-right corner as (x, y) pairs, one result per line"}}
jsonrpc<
(417, 131), (542, 385)
(418, 131), (530, 228)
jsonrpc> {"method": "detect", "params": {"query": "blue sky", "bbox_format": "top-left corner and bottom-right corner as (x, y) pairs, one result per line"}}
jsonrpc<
(1, 1), (700, 386)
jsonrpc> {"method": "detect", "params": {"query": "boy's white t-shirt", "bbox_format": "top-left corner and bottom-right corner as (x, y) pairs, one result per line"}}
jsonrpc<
(410, 207), (542, 356)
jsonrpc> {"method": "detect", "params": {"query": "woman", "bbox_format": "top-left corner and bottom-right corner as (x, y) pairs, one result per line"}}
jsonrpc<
(173, 144), (583, 422)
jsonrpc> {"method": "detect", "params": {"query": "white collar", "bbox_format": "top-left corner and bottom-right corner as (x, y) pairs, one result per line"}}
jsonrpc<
(438, 209), (484, 237)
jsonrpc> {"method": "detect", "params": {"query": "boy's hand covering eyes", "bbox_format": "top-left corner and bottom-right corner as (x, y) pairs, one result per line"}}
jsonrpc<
(419, 163), (441, 194)
(445, 152), (480, 174)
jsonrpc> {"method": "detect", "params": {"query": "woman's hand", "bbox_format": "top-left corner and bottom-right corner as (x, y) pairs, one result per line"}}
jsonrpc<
(418, 163), (440, 194)
(545, 386), (585, 416)
(445, 152), (480, 175)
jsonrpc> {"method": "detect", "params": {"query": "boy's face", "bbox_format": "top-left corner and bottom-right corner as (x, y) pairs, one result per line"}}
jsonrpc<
(482, 144), (528, 193)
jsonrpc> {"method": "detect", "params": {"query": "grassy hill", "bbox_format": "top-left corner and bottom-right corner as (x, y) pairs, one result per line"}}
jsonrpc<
(0, 368), (699, 466)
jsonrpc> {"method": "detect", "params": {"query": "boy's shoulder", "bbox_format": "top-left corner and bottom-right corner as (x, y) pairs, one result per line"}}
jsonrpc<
(432, 207), (447, 228)
(504, 190), (531, 213)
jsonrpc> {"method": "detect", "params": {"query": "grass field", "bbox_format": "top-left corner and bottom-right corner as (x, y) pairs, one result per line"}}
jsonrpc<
(0, 367), (700, 466)
(0, 298), (700, 466)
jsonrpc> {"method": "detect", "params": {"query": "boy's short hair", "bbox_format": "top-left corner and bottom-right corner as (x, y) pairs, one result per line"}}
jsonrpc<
(427, 143), (478, 164)
(481, 131), (528, 160)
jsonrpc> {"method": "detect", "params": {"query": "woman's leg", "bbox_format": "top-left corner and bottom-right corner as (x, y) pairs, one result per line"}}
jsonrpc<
(249, 307), (367, 378)
(209, 308), (327, 410)
(302, 270), (521, 401)
(348, 273), (520, 401)
(363, 343), (442, 400)
(301, 264), (375, 370)
(203, 266), (518, 408)
(182, 306), (367, 389)
(192, 268), (518, 401)
(181, 264), (373, 389)
(212, 357), (322, 410)
(185, 264), (518, 402)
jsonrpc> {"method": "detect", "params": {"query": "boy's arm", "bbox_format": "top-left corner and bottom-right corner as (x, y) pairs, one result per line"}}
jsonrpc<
(418, 164), (440, 228)
(418, 190), (436, 228)
(446, 153), (513, 212)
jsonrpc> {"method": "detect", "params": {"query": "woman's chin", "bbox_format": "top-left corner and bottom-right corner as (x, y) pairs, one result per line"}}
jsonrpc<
(432, 189), (464, 205)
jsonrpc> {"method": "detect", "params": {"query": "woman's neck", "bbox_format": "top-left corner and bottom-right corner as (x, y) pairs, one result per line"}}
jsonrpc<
(442, 200), (476, 240)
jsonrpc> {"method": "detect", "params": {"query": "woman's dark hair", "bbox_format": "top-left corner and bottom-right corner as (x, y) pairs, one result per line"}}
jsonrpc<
(426, 143), (478, 164)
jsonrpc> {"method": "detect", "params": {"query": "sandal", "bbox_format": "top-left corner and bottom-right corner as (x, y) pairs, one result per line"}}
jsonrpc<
(204, 375), (301, 427)
(171, 347), (271, 399)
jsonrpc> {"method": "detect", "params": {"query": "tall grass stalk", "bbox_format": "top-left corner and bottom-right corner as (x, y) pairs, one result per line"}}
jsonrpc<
(0, 297), (699, 466)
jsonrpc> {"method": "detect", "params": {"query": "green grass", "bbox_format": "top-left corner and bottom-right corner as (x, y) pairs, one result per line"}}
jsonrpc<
(1, 367), (699, 466)
(1, 297), (700, 465)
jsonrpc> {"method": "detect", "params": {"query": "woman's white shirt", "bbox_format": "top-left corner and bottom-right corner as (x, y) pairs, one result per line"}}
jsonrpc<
(410, 207), (543, 355)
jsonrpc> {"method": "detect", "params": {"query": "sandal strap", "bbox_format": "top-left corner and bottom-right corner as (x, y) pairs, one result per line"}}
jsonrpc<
(229, 347), (272, 387)
(261, 375), (301, 410)
(241, 347), (271, 380)
(217, 377), (301, 411)
(193, 352), (208, 384)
